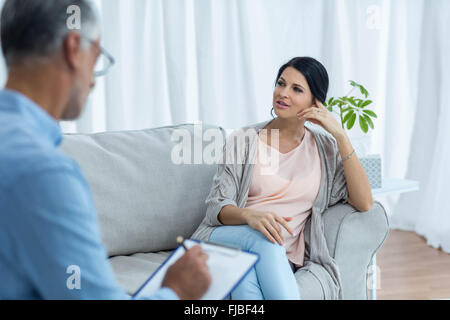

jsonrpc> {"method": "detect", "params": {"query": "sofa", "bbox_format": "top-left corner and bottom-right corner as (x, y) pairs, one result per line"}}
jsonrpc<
(61, 122), (389, 300)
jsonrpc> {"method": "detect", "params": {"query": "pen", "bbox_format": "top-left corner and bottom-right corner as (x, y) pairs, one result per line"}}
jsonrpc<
(176, 236), (188, 251)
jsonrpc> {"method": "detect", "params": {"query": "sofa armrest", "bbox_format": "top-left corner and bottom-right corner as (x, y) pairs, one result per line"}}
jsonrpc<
(322, 201), (389, 299)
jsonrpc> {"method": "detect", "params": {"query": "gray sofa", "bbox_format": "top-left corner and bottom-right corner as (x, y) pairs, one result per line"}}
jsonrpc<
(61, 123), (389, 300)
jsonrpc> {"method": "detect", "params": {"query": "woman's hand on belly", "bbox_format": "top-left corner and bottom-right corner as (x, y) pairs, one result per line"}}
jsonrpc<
(243, 209), (295, 245)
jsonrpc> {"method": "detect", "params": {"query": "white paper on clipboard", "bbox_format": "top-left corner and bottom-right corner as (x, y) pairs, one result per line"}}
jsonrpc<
(132, 239), (259, 300)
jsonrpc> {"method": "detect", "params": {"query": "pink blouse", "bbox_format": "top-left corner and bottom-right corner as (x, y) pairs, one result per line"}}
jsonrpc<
(245, 128), (322, 267)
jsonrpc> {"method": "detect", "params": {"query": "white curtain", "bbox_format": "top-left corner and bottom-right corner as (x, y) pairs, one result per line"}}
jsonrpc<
(389, 0), (450, 252)
(0, 0), (449, 251)
(62, 0), (388, 137)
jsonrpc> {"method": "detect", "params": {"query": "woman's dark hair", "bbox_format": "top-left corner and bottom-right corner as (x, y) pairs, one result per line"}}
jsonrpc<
(271, 56), (329, 118)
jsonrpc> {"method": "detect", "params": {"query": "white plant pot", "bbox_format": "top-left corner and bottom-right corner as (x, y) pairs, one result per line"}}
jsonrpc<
(360, 154), (382, 189)
(349, 136), (382, 189)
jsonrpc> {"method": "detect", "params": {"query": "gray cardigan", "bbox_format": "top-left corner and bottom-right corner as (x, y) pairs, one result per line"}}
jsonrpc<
(191, 119), (349, 299)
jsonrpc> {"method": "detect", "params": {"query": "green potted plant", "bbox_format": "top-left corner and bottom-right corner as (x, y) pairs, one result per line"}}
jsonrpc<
(324, 80), (377, 132)
(324, 80), (382, 188)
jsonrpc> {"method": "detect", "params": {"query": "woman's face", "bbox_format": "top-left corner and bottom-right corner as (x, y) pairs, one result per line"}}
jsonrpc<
(272, 66), (315, 119)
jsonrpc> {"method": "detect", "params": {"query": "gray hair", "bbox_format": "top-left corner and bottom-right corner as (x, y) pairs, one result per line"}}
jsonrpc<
(1, 0), (100, 67)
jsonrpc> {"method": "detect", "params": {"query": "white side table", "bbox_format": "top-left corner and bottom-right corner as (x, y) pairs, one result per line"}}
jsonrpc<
(367, 178), (420, 300)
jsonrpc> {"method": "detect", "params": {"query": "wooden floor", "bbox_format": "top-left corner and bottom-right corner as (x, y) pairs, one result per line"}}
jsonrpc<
(375, 229), (450, 300)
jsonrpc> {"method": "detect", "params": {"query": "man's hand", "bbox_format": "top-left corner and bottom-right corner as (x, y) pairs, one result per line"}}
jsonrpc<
(161, 245), (211, 299)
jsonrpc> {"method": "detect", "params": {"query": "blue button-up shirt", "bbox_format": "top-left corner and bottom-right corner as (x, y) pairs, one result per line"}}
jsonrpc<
(0, 89), (178, 300)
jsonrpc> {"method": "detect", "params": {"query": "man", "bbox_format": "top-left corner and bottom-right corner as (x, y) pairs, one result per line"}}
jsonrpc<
(0, 0), (211, 299)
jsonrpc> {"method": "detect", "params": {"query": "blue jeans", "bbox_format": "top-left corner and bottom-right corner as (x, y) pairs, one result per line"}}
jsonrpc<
(210, 225), (301, 300)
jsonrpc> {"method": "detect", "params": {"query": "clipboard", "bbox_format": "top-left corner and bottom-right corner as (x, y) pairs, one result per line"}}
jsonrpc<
(132, 239), (259, 300)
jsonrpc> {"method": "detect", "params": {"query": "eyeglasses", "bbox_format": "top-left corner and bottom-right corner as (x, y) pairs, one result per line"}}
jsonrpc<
(82, 36), (115, 77)
(93, 44), (115, 77)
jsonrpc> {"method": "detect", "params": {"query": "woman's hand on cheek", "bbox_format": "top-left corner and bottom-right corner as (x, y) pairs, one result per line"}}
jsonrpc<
(297, 98), (345, 139)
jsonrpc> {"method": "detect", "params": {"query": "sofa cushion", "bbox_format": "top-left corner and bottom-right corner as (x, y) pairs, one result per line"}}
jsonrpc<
(61, 123), (224, 257)
(109, 251), (172, 295)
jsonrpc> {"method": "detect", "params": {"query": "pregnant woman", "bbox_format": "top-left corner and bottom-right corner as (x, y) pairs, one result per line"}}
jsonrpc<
(192, 56), (373, 299)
